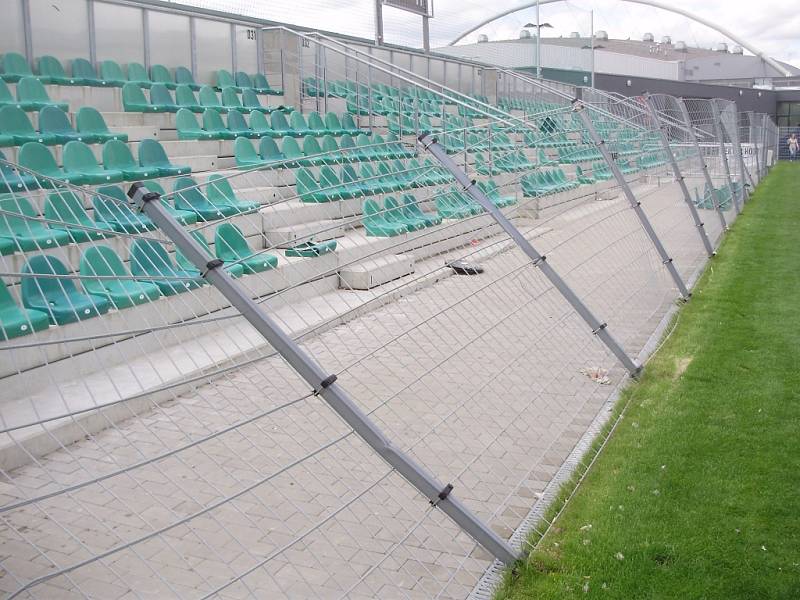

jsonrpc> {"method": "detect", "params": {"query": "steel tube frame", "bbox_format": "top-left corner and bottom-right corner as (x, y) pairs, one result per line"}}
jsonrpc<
(419, 134), (641, 377)
(709, 102), (741, 215)
(573, 101), (691, 301)
(126, 183), (519, 567)
(643, 95), (714, 258)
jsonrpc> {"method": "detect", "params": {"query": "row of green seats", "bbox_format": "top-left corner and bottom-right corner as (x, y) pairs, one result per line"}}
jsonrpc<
(362, 195), (443, 237)
(0, 150), (37, 193)
(575, 165), (597, 184)
(11, 139), (189, 189)
(694, 184), (733, 211)
(215, 70), (281, 95)
(523, 129), (576, 148)
(234, 133), (413, 169)
(589, 162), (615, 181)
(432, 182), (517, 220)
(0, 77), (67, 112)
(636, 152), (668, 169)
(0, 105), (126, 147)
(558, 145), (603, 164)
(122, 83), (287, 115)
(474, 151), (534, 175)
(466, 131), (516, 152)
(521, 169), (579, 197)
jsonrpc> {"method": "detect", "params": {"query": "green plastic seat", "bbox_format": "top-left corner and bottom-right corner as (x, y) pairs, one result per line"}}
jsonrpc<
(175, 67), (201, 91)
(99, 60), (127, 87)
(362, 199), (407, 237)
(234, 71), (255, 90)
(248, 111), (275, 137)
(252, 73), (281, 95)
(18, 142), (85, 186)
(102, 139), (157, 180)
(44, 191), (113, 243)
(148, 84), (179, 112)
(129, 239), (206, 296)
(340, 113), (362, 135)
(221, 87), (247, 113)
(241, 88), (271, 113)
(278, 137), (305, 167)
(0, 195), (71, 251)
(173, 177), (239, 221)
(400, 194), (441, 227)
(138, 139), (190, 177)
(0, 237), (15, 255)
(63, 140), (124, 184)
(323, 112), (346, 136)
(40, 106), (101, 145)
(214, 223), (277, 274)
(215, 69), (239, 91)
(175, 85), (203, 112)
(16, 77), (68, 111)
(206, 174), (259, 214)
(126, 62), (152, 88)
(150, 64), (176, 89)
(226, 111), (258, 138)
(122, 83), (159, 112)
(80, 245), (161, 309)
(271, 111), (296, 136)
(258, 138), (285, 165)
(201, 109), (236, 140)
(199, 85), (227, 112)
(93, 186), (157, 233)
(301, 136), (329, 166)
(1, 53), (33, 83)
(383, 196), (426, 231)
(434, 191), (472, 219)
(283, 240), (336, 257)
(71, 58), (105, 86)
(76, 107), (127, 143)
(0, 105), (59, 145)
(135, 180), (195, 225)
(176, 230), (244, 278)
(234, 137), (264, 169)
(0, 81), (16, 107)
(0, 277), (49, 339)
(21, 255), (110, 325)
(37, 56), (79, 85)
(0, 150), (37, 193)
(176, 108), (215, 141)
(289, 111), (313, 136)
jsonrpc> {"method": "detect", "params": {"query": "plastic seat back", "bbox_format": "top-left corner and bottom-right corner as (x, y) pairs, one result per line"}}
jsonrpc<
(150, 64), (174, 87)
(102, 139), (138, 170)
(176, 108), (203, 137)
(216, 69), (236, 89)
(149, 84), (176, 107)
(18, 142), (62, 177)
(235, 72), (254, 89)
(221, 87), (243, 110)
(0, 105), (38, 138)
(234, 138), (260, 166)
(227, 110), (251, 133)
(17, 77), (54, 104)
(1, 53), (33, 82)
(99, 60), (127, 83)
(71, 58), (99, 83)
(37, 56), (70, 83)
(271, 111), (291, 132)
(241, 88), (263, 110)
(308, 112), (326, 132)
(127, 62), (151, 85)
(175, 66), (198, 89)
(249, 111), (271, 133)
(130, 238), (177, 277)
(253, 73), (275, 92)
(138, 139), (172, 167)
(176, 85), (200, 108)
(215, 222), (250, 260)
(199, 85), (222, 108)
(122, 83), (151, 110)
(75, 107), (112, 137)
(281, 137), (303, 161)
(303, 135), (323, 157)
(63, 140), (102, 172)
(258, 138), (283, 162)
(202, 108), (228, 133)
(39, 106), (77, 139)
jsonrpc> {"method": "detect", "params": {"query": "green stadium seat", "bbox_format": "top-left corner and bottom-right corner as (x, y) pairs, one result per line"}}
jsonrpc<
(16, 77), (68, 111)
(0, 105), (59, 145)
(323, 112), (346, 136)
(0, 81), (16, 107)
(21, 255), (110, 325)
(215, 69), (239, 91)
(362, 199), (407, 237)
(80, 245), (161, 309)
(301, 136), (329, 165)
(126, 62), (152, 88)
(173, 177), (239, 221)
(201, 108), (236, 140)
(214, 222), (277, 274)
(0, 277), (49, 340)
(44, 191), (114, 243)
(247, 111), (276, 137)
(221, 87), (247, 113)
(71, 58), (106, 86)
(252, 73), (281, 95)
(270, 111), (297, 137)
(383, 196), (426, 231)
(62, 140), (124, 184)
(280, 137), (307, 167)
(175, 66), (201, 91)
(176, 108), (215, 140)
(99, 60), (127, 87)
(122, 83), (160, 112)
(434, 191), (473, 219)
(477, 180), (516, 208)
(18, 142), (86, 186)
(129, 239), (206, 296)
(341, 113), (363, 135)
(0, 150), (37, 193)
(206, 174), (259, 214)
(258, 137), (285, 165)
(319, 135), (343, 162)
(198, 85), (227, 112)
(93, 186), (157, 233)
(0, 53), (33, 83)
(234, 137), (265, 168)
(234, 71), (255, 90)
(289, 112), (313, 136)
(400, 194), (442, 227)
(284, 240), (337, 257)
(150, 64), (176, 89)
(102, 139), (157, 180)
(226, 111), (258, 139)
(40, 106), (101, 145)
(176, 230), (244, 278)
(306, 112), (329, 136)
(76, 107), (128, 143)
(0, 195), (71, 251)
(139, 180), (197, 225)
(36, 56), (80, 86)
(240, 88), (271, 113)
(148, 83), (180, 112)
(0, 237), (15, 256)
(138, 139), (190, 177)
(175, 85), (204, 112)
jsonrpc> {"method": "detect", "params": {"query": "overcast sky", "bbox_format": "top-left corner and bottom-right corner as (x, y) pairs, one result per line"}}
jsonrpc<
(187, 0), (799, 67)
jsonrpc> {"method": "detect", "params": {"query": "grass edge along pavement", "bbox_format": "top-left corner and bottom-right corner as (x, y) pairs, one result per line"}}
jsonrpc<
(495, 162), (800, 599)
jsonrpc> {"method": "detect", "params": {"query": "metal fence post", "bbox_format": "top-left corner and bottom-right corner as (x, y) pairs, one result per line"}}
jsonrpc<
(125, 183), (519, 567)
(676, 99), (728, 233)
(643, 95), (715, 258)
(709, 102), (741, 215)
(419, 134), (641, 377)
(572, 101), (691, 301)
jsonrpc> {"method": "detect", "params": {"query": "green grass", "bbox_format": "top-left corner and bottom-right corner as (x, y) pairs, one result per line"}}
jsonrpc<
(497, 162), (800, 599)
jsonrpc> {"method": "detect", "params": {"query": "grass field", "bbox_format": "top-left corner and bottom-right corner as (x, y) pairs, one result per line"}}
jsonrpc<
(497, 162), (800, 599)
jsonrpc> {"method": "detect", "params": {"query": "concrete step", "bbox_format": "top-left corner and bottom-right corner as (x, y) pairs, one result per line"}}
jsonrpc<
(339, 253), (415, 290)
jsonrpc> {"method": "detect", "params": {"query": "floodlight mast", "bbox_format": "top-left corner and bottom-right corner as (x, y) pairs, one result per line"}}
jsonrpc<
(447, 0), (792, 78)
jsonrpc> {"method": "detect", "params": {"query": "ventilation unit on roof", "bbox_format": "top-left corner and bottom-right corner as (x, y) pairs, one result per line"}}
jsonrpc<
(675, 40), (687, 52)
(595, 30), (608, 41)
(519, 30), (531, 39)
(569, 31), (581, 38)
(661, 35), (672, 45)
(732, 45), (744, 55)
(643, 32), (654, 42)
(477, 34), (489, 43)
(715, 42), (728, 52)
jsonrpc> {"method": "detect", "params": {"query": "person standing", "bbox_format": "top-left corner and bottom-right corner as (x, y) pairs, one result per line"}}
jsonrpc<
(789, 133), (799, 161)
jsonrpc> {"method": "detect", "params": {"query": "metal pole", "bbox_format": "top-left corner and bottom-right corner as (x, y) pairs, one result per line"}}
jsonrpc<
(374, 0), (384, 46)
(709, 102), (740, 215)
(573, 100), (691, 300)
(536, 0), (541, 79)
(749, 112), (761, 182)
(676, 98), (728, 232)
(419, 134), (641, 377)
(590, 10), (595, 89)
(126, 182), (519, 567)
(422, 15), (431, 53)
(643, 95), (714, 257)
